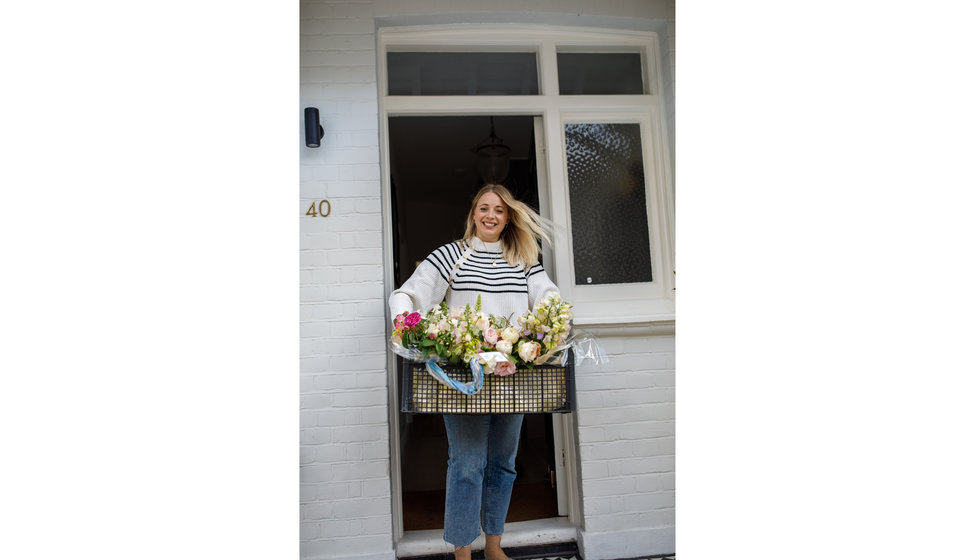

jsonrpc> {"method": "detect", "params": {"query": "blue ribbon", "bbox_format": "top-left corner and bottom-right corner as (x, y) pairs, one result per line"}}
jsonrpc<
(424, 357), (484, 395)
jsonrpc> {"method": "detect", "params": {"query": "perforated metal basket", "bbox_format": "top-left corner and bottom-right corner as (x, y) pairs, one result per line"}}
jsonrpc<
(400, 350), (575, 415)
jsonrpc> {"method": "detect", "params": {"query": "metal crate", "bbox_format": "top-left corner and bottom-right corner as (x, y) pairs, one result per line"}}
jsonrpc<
(400, 350), (575, 415)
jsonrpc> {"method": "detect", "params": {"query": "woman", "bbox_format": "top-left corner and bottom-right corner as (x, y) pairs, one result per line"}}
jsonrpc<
(388, 184), (560, 560)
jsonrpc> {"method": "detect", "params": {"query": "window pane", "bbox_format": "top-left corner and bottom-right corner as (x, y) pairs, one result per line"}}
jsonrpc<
(557, 53), (643, 95)
(564, 123), (653, 285)
(387, 52), (539, 95)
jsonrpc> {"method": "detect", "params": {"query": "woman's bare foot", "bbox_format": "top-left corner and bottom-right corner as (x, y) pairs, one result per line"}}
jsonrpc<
(484, 534), (511, 560)
(453, 545), (471, 560)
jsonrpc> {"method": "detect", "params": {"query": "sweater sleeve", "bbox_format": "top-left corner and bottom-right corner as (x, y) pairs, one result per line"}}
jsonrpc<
(525, 262), (560, 309)
(387, 242), (462, 322)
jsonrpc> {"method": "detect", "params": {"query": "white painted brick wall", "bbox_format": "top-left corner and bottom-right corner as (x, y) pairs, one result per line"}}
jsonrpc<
(300, 0), (391, 556)
(575, 332), (676, 557)
(300, 2), (675, 560)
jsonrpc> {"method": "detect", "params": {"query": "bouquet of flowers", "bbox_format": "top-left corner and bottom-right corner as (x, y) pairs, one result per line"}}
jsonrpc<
(390, 294), (575, 378)
(514, 293), (573, 367)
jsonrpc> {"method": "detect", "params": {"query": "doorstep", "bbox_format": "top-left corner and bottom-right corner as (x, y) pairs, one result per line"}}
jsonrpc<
(396, 517), (578, 558)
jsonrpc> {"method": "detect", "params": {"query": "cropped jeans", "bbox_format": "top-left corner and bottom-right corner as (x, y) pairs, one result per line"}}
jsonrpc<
(442, 414), (524, 547)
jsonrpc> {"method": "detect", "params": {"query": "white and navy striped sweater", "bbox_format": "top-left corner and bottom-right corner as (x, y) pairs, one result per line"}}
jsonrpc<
(388, 238), (560, 324)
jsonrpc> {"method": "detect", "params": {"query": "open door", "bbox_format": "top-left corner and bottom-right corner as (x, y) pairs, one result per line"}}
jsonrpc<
(388, 114), (568, 531)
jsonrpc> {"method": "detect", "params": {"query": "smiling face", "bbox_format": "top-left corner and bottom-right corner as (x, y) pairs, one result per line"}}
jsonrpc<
(472, 191), (510, 243)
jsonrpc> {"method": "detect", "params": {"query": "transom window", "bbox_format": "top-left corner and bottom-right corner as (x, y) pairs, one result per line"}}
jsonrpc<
(387, 52), (539, 95)
(557, 52), (644, 95)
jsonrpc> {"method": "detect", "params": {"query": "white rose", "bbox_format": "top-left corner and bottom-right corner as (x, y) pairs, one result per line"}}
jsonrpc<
(475, 314), (490, 332)
(517, 341), (540, 363)
(500, 327), (520, 344)
(495, 340), (513, 355)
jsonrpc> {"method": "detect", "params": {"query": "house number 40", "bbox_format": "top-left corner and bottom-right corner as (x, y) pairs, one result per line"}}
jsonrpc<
(306, 200), (331, 217)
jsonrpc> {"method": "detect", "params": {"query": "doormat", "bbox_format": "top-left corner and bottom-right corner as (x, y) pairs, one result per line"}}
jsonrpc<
(397, 541), (578, 560)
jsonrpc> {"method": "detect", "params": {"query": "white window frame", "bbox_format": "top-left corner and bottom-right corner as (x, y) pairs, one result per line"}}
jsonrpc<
(555, 113), (674, 323)
(378, 23), (675, 547)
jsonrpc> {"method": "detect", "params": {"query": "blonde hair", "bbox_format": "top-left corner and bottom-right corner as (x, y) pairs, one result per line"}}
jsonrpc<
(462, 184), (552, 269)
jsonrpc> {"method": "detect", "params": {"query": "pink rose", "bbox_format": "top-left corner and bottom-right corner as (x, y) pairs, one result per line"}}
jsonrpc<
(495, 360), (517, 376)
(405, 312), (421, 328)
(484, 328), (499, 345)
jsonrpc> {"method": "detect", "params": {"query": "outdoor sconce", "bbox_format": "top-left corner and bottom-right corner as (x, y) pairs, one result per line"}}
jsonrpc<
(305, 107), (325, 148)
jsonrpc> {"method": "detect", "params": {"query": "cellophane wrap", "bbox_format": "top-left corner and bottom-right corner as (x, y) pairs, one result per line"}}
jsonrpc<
(389, 334), (432, 363)
(529, 328), (609, 368)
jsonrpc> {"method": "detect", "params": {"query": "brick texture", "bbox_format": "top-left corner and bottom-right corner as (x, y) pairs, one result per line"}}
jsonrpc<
(576, 333), (675, 540)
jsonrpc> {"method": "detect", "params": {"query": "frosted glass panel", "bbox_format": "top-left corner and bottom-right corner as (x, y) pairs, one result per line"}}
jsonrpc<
(387, 52), (538, 95)
(564, 123), (653, 285)
(557, 53), (643, 95)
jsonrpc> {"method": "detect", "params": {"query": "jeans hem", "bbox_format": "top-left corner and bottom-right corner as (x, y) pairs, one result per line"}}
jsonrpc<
(443, 531), (481, 548)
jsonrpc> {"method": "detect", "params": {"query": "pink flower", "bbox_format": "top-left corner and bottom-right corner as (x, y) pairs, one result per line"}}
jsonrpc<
(405, 312), (422, 328)
(484, 328), (499, 345)
(495, 360), (517, 377)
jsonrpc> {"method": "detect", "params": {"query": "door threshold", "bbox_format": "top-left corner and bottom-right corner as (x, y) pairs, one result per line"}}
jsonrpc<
(396, 517), (577, 558)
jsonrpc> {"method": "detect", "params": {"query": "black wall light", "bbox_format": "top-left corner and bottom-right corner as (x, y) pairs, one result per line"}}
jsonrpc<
(304, 107), (325, 148)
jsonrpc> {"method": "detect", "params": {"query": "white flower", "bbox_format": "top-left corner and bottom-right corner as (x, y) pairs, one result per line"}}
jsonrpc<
(517, 341), (540, 363)
(500, 326), (520, 344)
(495, 339), (513, 355)
(475, 313), (490, 332)
(478, 353), (497, 374)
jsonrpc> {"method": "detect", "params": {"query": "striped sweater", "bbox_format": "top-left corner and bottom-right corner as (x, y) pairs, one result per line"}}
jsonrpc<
(388, 238), (560, 324)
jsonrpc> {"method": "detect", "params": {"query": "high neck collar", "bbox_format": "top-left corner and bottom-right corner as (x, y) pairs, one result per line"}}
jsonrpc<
(470, 237), (502, 252)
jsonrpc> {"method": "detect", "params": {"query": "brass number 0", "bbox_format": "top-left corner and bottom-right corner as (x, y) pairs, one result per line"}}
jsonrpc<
(306, 200), (331, 217)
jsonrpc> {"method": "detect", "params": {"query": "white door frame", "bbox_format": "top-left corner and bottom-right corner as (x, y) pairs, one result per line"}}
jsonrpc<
(378, 23), (669, 541)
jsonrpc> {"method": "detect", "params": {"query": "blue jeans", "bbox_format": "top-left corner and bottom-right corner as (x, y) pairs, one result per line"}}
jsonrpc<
(442, 414), (524, 547)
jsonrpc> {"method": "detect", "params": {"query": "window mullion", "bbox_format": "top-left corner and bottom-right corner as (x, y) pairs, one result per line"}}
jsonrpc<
(538, 40), (560, 98)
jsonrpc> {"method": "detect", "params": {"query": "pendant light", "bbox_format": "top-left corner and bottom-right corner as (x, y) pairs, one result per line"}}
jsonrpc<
(472, 116), (511, 184)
